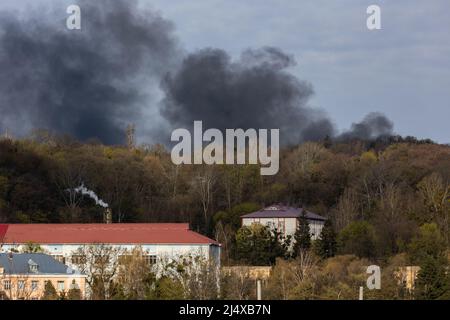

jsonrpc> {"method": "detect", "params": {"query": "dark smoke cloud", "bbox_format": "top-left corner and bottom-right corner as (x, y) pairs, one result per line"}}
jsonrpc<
(0, 0), (394, 145)
(161, 47), (336, 145)
(0, 0), (180, 144)
(338, 112), (394, 141)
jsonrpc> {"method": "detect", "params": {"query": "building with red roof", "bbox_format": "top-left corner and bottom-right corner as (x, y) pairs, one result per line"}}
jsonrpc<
(0, 223), (220, 269)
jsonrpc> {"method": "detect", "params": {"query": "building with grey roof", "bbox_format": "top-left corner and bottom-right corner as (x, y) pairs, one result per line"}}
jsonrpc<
(0, 253), (86, 300)
(241, 204), (326, 240)
(0, 253), (79, 275)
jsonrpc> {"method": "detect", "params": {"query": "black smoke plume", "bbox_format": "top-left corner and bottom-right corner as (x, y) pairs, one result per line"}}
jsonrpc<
(160, 48), (394, 145)
(338, 112), (394, 141)
(0, 0), (394, 145)
(161, 47), (336, 145)
(0, 0), (179, 144)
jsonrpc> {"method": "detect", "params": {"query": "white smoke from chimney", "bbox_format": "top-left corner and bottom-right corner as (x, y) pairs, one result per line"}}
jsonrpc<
(72, 184), (109, 208)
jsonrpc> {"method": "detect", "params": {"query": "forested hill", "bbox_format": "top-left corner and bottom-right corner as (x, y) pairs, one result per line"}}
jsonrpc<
(0, 133), (449, 256)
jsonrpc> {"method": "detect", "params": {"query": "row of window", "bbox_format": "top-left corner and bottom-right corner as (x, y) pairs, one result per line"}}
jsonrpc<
(118, 254), (158, 265)
(53, 254), (158, 266)
(250, 218), (287, 234)
(2, 280), (66, 291)
(248, 218), (324, 238)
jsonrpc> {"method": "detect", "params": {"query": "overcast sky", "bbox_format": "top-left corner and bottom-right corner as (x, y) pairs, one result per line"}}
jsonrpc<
(2, 0), (449, 143)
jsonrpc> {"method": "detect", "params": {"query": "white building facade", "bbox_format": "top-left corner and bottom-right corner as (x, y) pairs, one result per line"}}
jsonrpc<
(241, 205), (326, 240)
(0, 223), (221, 270)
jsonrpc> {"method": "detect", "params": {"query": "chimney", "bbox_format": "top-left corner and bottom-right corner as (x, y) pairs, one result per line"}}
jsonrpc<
(104, 208), (112, 224)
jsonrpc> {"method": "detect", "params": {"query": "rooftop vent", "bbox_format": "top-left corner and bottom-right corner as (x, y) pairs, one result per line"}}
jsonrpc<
(104, 208), (112, 224)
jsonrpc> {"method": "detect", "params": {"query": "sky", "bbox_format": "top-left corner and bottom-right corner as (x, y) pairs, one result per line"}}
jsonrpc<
(1, 0), (449, 143)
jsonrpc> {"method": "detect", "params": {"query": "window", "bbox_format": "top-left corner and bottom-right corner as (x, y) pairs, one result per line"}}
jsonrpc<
(53, 255), (65, 264)
(266, 221), (274, 229)
(3, 280), (11, 290)
(70, 280), (79, 290)
(71, 255), (86, 265)
(31, 281), (39, 291)
(18, 280), (25, 290)
(144, 255), (157, 266)
(57, 281), (65, 291)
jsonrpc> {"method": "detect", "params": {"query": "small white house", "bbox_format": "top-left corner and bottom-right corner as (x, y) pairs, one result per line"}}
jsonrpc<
(241, 205), (326, 240)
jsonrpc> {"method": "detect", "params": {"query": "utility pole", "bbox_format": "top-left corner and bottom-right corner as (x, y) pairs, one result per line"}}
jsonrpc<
(256, 280), (262, 300)
(126, 124), (136, 149)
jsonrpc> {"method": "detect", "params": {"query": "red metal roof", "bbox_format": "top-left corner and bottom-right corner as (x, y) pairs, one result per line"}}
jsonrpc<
(0, 223), (219, 245)
(0, 224), (8, 243)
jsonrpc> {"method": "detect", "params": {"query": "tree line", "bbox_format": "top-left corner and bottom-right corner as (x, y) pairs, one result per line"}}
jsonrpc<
(0, 131), (449, 299)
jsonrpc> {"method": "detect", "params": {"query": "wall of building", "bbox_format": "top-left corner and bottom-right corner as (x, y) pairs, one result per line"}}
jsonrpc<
(222, 266), (272, 280)
(0, 274), (86, 300)
(242, 217), (324, 240)
(1, 243), (220, 270)
(309, 220), (325, 240)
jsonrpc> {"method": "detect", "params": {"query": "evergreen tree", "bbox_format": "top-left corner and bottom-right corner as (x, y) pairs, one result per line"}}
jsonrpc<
(41, 281), (58, 300)
(414, 255), (449, 299)
(409, 223), (450, 299)
(235, 224), (288, 265)
(293, 211), (311, 257)
(67, 280), (83, 300)
(67, 288), (82, 300)
(315, 219), (337, 259)
(153, 277), (185, 300)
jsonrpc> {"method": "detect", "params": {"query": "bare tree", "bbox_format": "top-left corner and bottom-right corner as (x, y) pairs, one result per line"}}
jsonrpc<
(73, 244), (121, 300)
(332, 188), (359, 231)
(290, 250), (318, 285)
(126, 124), (136, 150)
(418, 173), (450, 243)
(156, 254), (220, 300)
(214, 221), (233, 265)
(221, 267), (255, 300)
(191, 166), (216, 228)
(181, 256), (220, 300)
(52, 157), (86, 221)
(115, 246), (153, 299)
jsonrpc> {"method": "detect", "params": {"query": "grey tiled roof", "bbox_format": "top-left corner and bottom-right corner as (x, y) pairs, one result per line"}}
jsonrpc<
(0, 253), (77, 275)
(241, 205), (326, 221)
